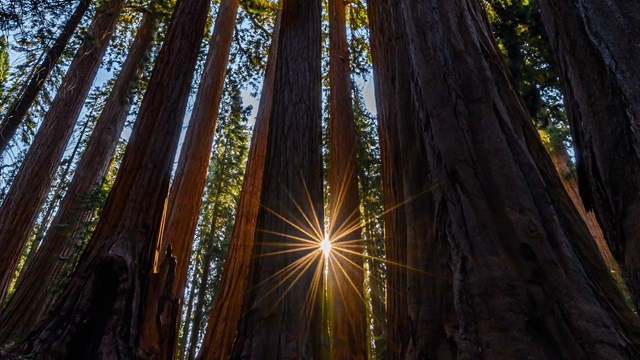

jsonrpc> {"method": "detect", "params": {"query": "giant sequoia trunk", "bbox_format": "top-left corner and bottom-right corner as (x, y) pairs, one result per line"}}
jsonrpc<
(0, 5), (159, 344)
(11, 0), (210, 357)
(0, 0), (126, 303)
(200, 0), (324, 357)
(367, 1), (431, 357)
(327, 0), (366, 357)
(143, 2), (240, 351)
(229, 0), (323, 356)
(0, 0), (91, 152)
(369, 0), (640, 358)
(198, 13), (281, 360)
(539, 0), (640, 306)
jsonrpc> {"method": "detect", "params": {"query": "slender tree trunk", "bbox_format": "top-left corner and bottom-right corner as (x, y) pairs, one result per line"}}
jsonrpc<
(178, 256), (200, 360)
(147, 0), (239, 346)
(10, 0), (210, 357)
(186, 238), (216, 360)
(0, 0), (126, 303)
(197, 13), (281, 360)
(369, 0), (640, 357)
(228, 0), (323, 357)
(327, 0), (366, 357)
(539, 0), (640, 306)
(13, 113), (92, 289)
(0, 6), (160, 345)
(0, 0), (91, 152)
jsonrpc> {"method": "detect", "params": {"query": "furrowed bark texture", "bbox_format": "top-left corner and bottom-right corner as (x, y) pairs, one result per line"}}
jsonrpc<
(0, 0), (91, 152)
(367, 1), (436, 357)
(539, 0), (640, 306)
(197, 13), (281, 360)
(369, 0), (640, 358)
(0, 0), (126, 304)
(229, 0), (323, 357)
(12, 0), (210, 357)
(327, 0), (367, 357)
(0, 6), (159, 344)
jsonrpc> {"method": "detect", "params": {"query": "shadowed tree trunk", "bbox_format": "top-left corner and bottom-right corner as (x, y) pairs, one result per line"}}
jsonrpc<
(8, 0), (210, 357)
(0, 0), (126, 304)
(178, 255), (199, 360)
(0, 3), (160, 344)
(327, 0), (367, 357)
(186, 229), (217, 360)
(228, 0), (323, 357)
(369, 0), (640, 357)
(15, 114), (93, 287)
(0, 0), (91, 152)
(367, 1), (428, 357)
(539, 0), (640, 306)
(142, 1), (240, 354)
(197, 13), (281, 360)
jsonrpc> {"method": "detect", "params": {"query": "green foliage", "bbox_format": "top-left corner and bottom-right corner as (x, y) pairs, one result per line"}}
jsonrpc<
(486, 0), (573, 171)
(239, 0), (279, 15)
(178, 72), (251, 354)
(0, 36), (8, 84)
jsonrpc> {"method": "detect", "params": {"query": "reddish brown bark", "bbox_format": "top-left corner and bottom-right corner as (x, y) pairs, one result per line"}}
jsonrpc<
(10, 0), (210, 357)
(544, 136), (618, 272)
(197, 13), (281, 360)
(369, 0), (640, 357)
(0, 5), (160, 345)
(0, 0), (126, 304)
(139, 2), (239, 357)
(539, 0), (640, 306)
(157, 0), (239, 310)
(327, 0), (366, 357)
(0, 0), (91, 152)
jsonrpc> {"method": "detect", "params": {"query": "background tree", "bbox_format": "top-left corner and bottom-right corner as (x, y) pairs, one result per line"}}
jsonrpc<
(327, 0), (367, 356)
(0, 0), (127, 303)
(0, 0), (165, 344)
(198, 12), (280, 360)
(10, 0), (211, 357)
(0, 0), (92, 151)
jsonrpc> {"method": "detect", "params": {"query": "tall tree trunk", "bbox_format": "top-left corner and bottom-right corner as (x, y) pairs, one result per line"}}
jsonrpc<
(145, 0), (239, 348)
(369, 0), (640, 358)
(178, 256), (200, 360)
(0, 5), (160, 345)
(228, 0), (323, 357)
(139, 2), (239, 356)
(0, 0), (91, 152)
(13, 113), (92, 289)
(0, 0), (126, 303)
(197, 13), (281, 360)
(186, 209), (219, 360)
(539, 0), (640, 306)
(327, 0), (366, 357)
(367, 1), (425, 357)
(10, 0), (210, 357)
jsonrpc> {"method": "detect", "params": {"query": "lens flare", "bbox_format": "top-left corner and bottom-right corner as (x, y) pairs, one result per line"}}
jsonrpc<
(321, 235), (332, 258)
